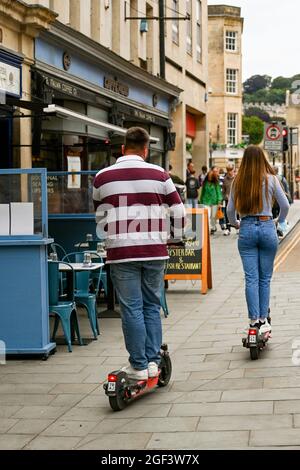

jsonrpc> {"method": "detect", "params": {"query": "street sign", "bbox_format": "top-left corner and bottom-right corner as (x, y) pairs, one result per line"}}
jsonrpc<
(264, 123), (283, 152)
(291, 128), (299, 146)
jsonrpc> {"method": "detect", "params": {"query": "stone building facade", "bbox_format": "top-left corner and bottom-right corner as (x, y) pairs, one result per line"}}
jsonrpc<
(207, 4), (243, 167)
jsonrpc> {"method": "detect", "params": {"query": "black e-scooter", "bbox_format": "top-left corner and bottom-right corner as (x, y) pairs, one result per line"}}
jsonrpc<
(242, 310), (272, 360)
(103, 344), (172, 411)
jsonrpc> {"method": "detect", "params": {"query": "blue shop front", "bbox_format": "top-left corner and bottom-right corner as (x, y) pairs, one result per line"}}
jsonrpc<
(0, 168), (55, 356)
(32, 23), (180, 251)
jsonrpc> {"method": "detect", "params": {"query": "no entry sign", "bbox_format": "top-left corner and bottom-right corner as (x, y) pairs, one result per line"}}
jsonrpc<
(264, 123), (283, 152)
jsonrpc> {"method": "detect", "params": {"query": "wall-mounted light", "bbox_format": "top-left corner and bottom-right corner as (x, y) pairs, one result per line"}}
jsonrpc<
(140, 19), (149, 33)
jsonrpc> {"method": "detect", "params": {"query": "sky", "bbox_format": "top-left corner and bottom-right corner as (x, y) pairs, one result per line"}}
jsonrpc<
(208, 0), (300, 81)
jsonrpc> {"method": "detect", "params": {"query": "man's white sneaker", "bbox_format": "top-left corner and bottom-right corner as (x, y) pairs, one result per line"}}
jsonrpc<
(223, 229), (230, 236)
(259, 320), (272, 334)
(148, 362), (159, 378)
(121, 364), (148, 380)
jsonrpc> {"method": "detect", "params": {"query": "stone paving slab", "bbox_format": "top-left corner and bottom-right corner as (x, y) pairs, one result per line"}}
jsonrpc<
(169, 401), (273, 417)
(7, 419), (55, 435)
(197, 414), (292, 431)
(24, 436), (82, 450)
(76, 433), (152, 450)
(0, 434), (35, 450)
(147, 430), (250, 450)
(250, 429), (300, 447)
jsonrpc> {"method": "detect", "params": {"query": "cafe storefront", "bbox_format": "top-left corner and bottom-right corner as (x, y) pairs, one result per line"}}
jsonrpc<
(31, 21), (181, 250)
(32, 21), (180, 171)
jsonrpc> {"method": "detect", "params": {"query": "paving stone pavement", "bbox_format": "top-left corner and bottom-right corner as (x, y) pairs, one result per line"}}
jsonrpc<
(1, 203), (300, 450)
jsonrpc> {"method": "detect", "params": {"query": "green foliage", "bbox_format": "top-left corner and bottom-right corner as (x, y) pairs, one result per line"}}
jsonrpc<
(243, 89), (286, 105)
(244, 107), (271, 123)
(271, 76), (292, 90)
(242, 116), (264, 145)
(243, 75), (272, 94)
(186, 142), (193, 153)
(243, 73), (299, 105)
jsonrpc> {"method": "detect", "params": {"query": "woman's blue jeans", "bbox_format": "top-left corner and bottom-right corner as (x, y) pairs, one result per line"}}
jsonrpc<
(110, 261), (165, 370)
(238, 218), (278, 321)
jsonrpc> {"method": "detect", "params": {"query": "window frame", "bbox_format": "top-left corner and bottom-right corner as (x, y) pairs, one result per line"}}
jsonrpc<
(225, 30), (238, 52)
(226, 68), (238, 94)
(186, 0), (192, 55)
(227, 113), (238, 146)
(196, 0), (202, 62)
(172, 0), (179, 45)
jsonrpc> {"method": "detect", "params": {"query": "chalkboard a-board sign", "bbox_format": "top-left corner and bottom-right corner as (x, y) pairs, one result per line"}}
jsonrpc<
(165, 208), (212, 294)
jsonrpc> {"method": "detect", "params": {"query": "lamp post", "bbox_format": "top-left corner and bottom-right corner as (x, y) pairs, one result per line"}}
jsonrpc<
(159, 0), (165, 79)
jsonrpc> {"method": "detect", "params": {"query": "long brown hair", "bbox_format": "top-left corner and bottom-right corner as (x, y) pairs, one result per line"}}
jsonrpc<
(233, 146), (275, 214)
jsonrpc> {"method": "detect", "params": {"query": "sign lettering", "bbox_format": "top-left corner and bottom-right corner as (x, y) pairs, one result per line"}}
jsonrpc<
(104, 77), (129, 97)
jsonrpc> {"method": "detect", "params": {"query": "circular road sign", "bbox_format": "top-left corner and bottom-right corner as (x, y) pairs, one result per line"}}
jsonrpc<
(266, 125), (281, 141)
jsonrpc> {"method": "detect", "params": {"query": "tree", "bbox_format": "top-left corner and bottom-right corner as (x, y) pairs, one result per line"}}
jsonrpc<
(267, 88), (286, 105)
(243, 75), (272, 94)
(242, 116), (264, 145)
(244, 107), (271, 123)
(271, 76), (292, 90)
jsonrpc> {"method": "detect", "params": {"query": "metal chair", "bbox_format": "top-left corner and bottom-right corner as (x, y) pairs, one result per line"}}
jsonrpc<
(76, 242), (108, 297)
(62, 252), (103, 338)
(48, 261), (83, 352)
(48, 243), (68, 261)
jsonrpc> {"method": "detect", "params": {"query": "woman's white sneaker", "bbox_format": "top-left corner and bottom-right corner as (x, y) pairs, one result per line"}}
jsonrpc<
(148, 362), (159, 378)
(259, 320), (272, 334)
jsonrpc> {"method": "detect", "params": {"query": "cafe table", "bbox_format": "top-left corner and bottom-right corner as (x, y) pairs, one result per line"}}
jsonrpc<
(59, 262), (104, 272)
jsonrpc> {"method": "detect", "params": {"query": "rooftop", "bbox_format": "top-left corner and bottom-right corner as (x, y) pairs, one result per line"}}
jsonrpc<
(208, 4), (242, 18)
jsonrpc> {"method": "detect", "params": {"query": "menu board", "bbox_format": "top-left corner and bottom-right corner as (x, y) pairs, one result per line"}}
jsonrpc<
(165, 208), (212, 294)
(167, 211), (203, 275)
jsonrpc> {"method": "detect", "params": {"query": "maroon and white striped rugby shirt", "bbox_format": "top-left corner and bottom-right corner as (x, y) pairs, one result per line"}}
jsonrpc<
(93, 155), (186, 264)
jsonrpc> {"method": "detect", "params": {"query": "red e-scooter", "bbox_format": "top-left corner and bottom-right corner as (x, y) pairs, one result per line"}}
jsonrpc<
(103, 344), (172, 411)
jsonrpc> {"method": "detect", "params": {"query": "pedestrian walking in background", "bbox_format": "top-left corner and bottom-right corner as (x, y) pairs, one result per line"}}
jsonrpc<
(200, 166), (223, 234)
(198, 165), (208, 187)
(186, 161), (194, 179)
(218, 168), (226, 231)
(272, 166), (292, 219)
(222, 163), (235, 236)
(169, 164), (186, 203)
(186, 169), (200, 208)
(218, 168), (225, 188)
(227, 146), (290, 333)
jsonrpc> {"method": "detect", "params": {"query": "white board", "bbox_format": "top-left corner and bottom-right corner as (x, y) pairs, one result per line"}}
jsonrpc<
(10, 203), (34, 235)
(0, 204), (10, 235)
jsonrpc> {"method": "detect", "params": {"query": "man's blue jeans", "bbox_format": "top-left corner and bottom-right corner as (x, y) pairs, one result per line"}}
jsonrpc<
(238, 218), (278, 321)
(110, 260), (165, 370)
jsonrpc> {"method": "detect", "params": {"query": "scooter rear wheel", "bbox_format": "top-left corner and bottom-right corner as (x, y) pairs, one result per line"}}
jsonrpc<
(109, 393), (128, 411)
(158, 354), (172, 387)
(250, 347), (259, 361)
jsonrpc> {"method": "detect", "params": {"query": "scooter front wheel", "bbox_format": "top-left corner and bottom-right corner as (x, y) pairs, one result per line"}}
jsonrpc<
(158, 353), (172, 387)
